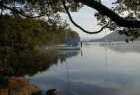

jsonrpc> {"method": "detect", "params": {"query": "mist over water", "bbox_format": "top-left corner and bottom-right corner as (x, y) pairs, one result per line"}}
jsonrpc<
(30, 42), (140, 95)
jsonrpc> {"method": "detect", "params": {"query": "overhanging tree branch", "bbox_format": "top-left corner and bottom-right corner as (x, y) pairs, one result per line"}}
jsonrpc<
(75, 0), (140, 28)
(62, 0), (109, 34)
(0, 0), (140, 28)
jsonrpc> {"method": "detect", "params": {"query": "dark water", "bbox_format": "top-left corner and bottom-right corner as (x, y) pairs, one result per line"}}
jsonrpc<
(30, 42), (140, 95)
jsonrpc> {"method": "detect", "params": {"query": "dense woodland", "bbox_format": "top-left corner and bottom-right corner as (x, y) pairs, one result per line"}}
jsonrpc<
(0, 15), (79, 49)
(0, 14), (79, 79)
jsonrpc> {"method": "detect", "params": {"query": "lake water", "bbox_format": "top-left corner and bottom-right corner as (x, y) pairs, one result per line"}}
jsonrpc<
(30, 42), (140, 95)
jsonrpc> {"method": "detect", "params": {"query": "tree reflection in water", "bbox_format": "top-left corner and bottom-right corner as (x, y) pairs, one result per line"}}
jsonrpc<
(0, 48), (80, 95)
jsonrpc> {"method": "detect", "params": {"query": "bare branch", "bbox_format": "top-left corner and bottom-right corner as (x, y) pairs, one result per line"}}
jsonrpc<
(62, 0), (108, 34)
(75, 0), (140, 28)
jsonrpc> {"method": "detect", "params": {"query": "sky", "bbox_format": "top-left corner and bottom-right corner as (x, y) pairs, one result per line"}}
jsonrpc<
(61, 0), (116, 40)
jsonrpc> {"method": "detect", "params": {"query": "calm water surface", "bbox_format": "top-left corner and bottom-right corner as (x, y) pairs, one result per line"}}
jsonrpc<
(30, 42), (140, 95)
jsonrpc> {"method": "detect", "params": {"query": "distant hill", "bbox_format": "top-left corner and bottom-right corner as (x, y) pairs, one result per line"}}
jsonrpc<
(90, 32), (128, 42)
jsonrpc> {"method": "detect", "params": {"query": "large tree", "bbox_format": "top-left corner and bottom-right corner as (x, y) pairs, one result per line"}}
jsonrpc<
(0, 0), (140, 35)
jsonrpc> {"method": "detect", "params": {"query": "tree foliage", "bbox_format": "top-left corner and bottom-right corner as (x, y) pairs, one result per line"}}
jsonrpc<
(0, 15), (77, 49)
(0, 15), (80, 77)
(94, 0), (140, 42)
(0, 0), (140, 40)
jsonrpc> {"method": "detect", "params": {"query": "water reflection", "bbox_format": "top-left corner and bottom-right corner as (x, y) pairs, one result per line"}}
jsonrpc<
(2, 42), (140, 95)
(31, 42), (140, 95)
(0, 48), (80, 95)
(99, 42), (140, 53)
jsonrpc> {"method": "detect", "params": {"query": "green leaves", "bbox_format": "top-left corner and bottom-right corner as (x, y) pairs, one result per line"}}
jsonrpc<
(0, 15), (79, 77)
